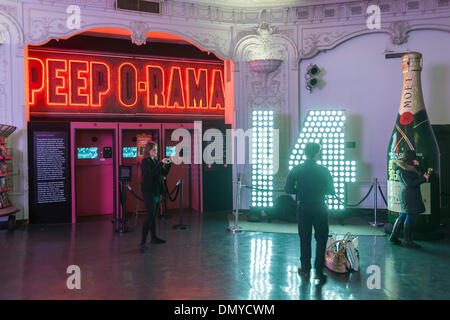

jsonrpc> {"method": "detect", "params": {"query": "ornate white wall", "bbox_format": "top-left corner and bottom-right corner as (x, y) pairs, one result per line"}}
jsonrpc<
(0, 0), (449, 219)
(0, 6), (27, 219)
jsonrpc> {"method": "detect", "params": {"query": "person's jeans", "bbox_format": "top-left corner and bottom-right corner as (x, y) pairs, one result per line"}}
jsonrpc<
(140, 192), (161, 245)
(297, 205), (329, 272)
(397, 212), (417, 224)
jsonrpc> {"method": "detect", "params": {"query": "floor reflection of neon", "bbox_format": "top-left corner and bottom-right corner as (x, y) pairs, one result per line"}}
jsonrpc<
(281, 265), (301, 299)
(248, 238), (273, 299)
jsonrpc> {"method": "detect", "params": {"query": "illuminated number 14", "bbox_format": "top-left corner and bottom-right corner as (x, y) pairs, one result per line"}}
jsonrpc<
(288, 110), (356, 211)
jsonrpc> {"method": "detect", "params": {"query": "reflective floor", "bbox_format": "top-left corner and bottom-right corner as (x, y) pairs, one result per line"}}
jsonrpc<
(1, 211), (450, 300)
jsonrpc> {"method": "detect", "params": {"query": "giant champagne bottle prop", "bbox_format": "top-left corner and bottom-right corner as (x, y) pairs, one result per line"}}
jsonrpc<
(387, 52), (440, 231)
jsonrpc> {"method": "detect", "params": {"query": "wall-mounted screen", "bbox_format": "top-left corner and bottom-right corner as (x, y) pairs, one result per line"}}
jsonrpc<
(123, 147), (137, 158)
(166, 146), (176, 157)
(77, 147), (98, 159)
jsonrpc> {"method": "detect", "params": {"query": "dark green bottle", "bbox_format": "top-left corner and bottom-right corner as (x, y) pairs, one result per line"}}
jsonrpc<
(386, 52), (441, 232)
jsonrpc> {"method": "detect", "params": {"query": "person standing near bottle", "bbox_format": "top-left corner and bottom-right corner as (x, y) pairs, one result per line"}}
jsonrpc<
(284, 142), (335, 282)
(389, 150), (429, 248)
(139, 141), (172, 253)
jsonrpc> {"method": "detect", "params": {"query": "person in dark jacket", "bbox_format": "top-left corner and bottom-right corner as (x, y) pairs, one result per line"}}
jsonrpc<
(285, 143), (335, 282)
(139, 141), (172, 253)
(389, 150), (429, 248)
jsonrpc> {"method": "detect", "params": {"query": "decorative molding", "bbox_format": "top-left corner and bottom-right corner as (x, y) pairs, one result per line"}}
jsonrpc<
(0, 42), (8, 113)
(22, 3), (233, 58)
(17, 0), (450, 61)
(389, 21), (409, 45)
(246, 59), (286, 112)
(25, 0), (450, 26)
(299, 18), (450, 60)
(0, 4), (18, 19)
(234, 21), (297, 131)
(0, 8), (24, 126)
(0, 7), (24, 45)
(236, 29), (256, 41)
(0, 27), (8, 44)
(26, 16), (67, 44)
(235, 22), (298, 69)
(184, 29), (231, 59)
(277, 28), (295, 43)
(246, 22), (283, 61)
(300, 29), (347, 60)
(0, 26), (11, 123)
(15, 43), (26, 57)
(130, 21), (151, 45)
(86, 0), (110, 8)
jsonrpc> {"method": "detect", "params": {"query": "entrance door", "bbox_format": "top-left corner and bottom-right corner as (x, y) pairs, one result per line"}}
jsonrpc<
(118, 123), (161, 214)
(162, 123), (202, 213)
(71, 122), (118, 223)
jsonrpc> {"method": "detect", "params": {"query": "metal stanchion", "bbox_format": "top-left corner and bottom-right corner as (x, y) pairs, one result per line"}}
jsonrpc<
(228, 175), (243, 233)
(173, 179), (189, 230)
(134, 161), (144, 229)
(160, 177), (170, 221)
(116, 180), (131, 233)
(369, 178), (384, 227)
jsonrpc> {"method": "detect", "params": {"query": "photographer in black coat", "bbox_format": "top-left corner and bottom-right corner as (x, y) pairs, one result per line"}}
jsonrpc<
(285, 143), (335, 282)
(139, 141), (172, 253)
(389, 150), (429, 248)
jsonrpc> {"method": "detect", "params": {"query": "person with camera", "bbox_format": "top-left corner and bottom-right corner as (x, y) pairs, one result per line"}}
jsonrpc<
(390, 150), (430, 248)
(284, 142), (335, 282)
(139, 141), (172, 253)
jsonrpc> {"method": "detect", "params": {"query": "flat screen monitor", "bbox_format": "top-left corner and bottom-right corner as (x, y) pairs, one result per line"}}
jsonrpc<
(166, 146), (176, 157)
(123, 146), (137, 158)
(77, 147), (98, 159)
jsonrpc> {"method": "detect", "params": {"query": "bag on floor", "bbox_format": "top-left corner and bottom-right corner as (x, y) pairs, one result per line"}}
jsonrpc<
(325, 232), (358, 273)
(346, 235), (360, 272)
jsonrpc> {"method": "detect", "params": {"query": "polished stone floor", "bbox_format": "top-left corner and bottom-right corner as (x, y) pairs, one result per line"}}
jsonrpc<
(1, 211), (450, 300)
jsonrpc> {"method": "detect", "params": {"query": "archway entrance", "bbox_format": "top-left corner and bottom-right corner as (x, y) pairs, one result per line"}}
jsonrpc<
(26, 28), (234, 224)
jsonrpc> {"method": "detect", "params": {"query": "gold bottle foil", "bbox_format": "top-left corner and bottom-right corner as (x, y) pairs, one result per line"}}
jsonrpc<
(399, 52), (426, 116)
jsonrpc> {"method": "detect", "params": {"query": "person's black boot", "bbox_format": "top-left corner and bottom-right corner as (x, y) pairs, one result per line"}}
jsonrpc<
(149, 213), (166, 244)
(151, 237), (166, 244)
(139, 244), (148, 253)
(403, 222), (421, 248)
(314, 269), (327, 284)
(389, 217), (403, 245)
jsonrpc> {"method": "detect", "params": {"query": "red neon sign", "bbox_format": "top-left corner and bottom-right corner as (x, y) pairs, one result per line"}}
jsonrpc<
(28, 57), (45, 105)
(47, 58), (68, 106)
(69, 60), (89, 106)
(167, 66), (185, 109)
(118, 62), (138, 108)
(28, 49), (225, 116)
(146, 65), (165, 108)
(90, 62), (111, 107)
(186, 67), (208, 109)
